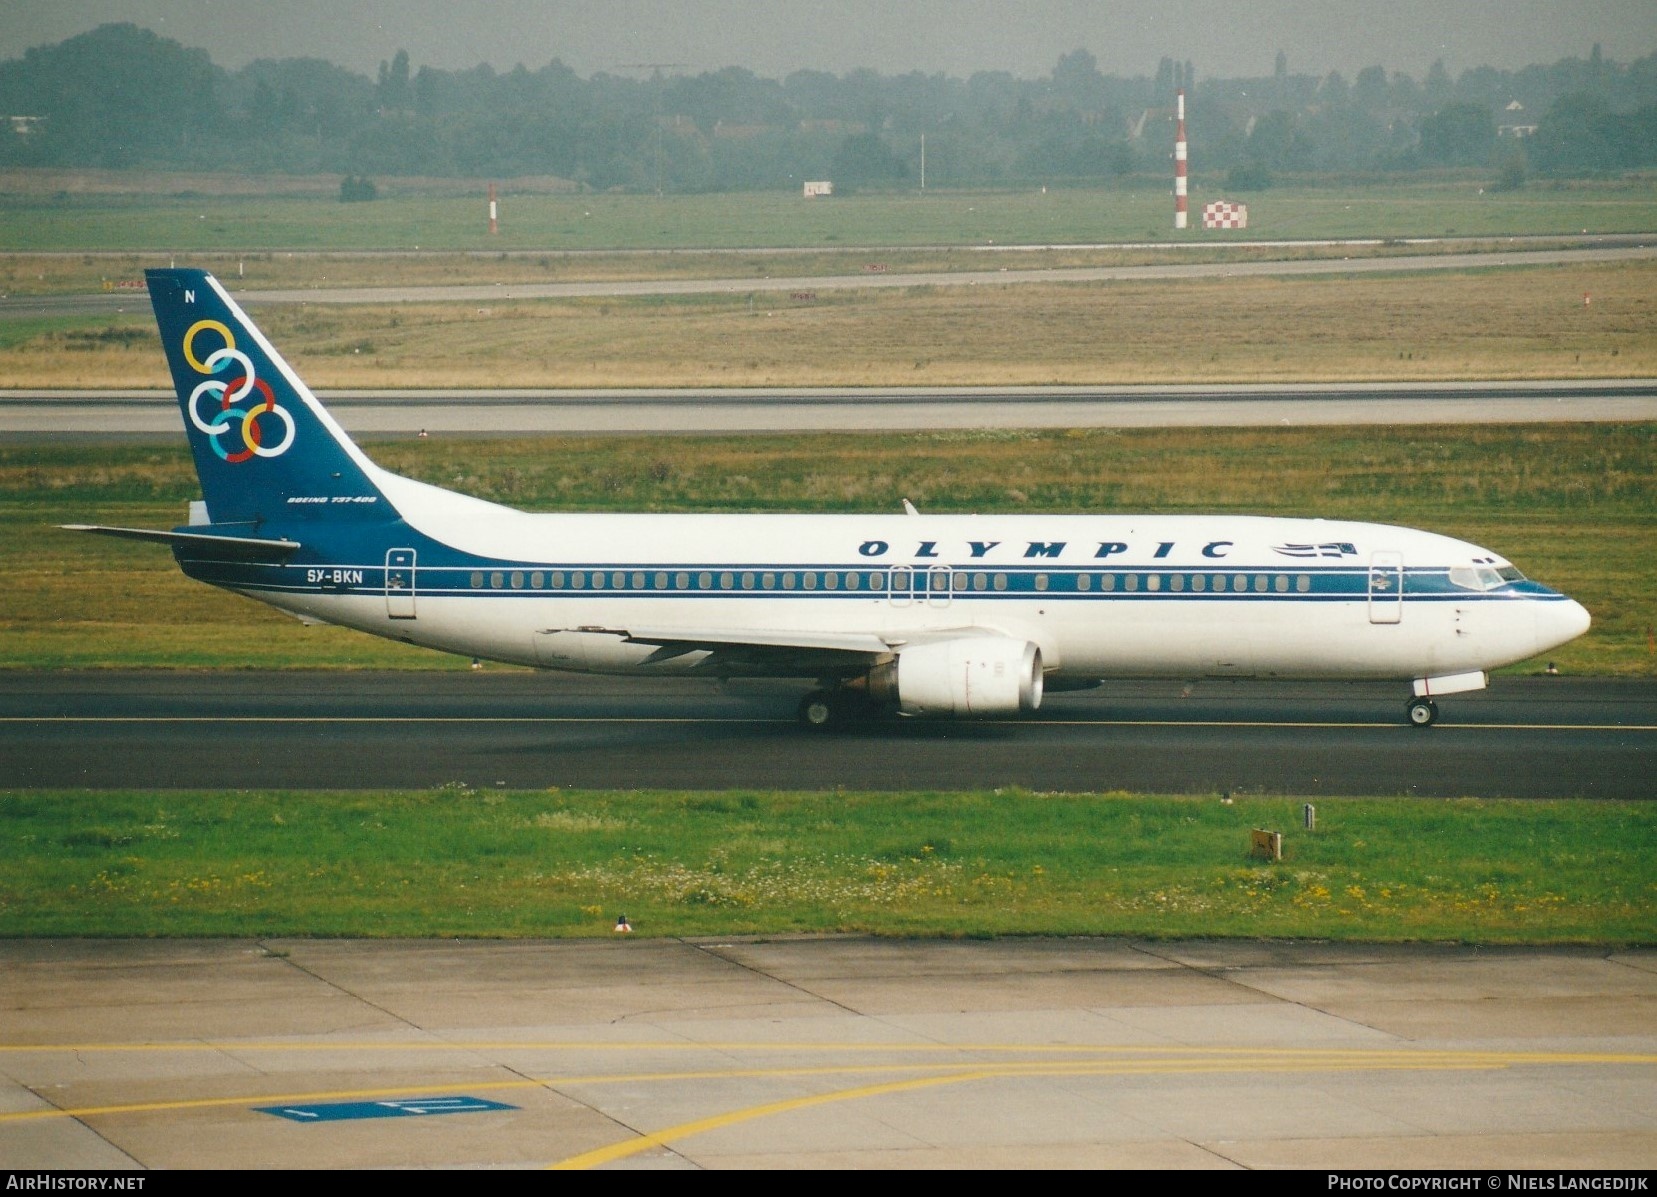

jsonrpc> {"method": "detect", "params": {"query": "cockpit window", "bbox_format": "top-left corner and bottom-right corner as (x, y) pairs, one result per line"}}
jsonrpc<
(1448, 565), (1526, 591)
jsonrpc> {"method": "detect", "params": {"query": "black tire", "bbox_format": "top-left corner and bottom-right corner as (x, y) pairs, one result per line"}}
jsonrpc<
(798, 690), (837, 729)
(1406, 698), (1438, 727)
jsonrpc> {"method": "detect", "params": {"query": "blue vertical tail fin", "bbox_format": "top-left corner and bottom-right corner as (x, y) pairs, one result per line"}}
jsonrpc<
(146, 268), (394, 528)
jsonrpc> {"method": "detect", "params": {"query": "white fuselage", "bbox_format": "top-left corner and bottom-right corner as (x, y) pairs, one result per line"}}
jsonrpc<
(230, 479), (1590, 687)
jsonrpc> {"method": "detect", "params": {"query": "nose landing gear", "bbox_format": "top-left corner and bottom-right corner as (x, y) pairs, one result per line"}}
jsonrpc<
(1406, 671), (1485, 728)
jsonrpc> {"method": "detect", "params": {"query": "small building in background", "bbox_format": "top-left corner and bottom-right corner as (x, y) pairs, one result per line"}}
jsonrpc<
(1498, 100), (1538, 139)
(803, 180), (833, 198)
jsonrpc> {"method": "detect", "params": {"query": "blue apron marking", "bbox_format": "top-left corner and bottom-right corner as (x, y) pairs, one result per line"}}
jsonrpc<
(257, 1096), (517, 1122)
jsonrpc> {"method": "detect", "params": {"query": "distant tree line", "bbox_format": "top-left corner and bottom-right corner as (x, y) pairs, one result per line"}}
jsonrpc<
(2, 23), (1655, 190)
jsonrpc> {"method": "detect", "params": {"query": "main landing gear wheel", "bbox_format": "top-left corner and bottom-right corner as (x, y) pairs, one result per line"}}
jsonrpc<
(797, 689), (877, 729)
(798, 690), (840, 729)
(1406, 698), (1439, 727)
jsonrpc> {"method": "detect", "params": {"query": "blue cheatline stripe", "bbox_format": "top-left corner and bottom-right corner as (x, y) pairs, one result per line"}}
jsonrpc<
(180, 558), (1566, 605)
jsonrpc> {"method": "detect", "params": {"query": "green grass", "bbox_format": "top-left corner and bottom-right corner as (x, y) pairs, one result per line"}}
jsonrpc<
(4, 424), (1652, 673)
(4, 179), (1656, 252)
(1, 789), (1648, 941)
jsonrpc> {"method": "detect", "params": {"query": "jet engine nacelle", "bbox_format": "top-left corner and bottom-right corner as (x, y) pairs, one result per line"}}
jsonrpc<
(873, 637), (1044, 716)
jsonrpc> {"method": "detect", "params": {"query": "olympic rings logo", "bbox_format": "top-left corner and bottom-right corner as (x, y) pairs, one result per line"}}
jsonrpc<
(182, 319), (295, 463)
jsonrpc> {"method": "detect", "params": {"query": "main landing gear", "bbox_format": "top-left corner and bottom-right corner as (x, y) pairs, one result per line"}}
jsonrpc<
(797, 688), (880, 729)
(1406, 697), (1439, 727)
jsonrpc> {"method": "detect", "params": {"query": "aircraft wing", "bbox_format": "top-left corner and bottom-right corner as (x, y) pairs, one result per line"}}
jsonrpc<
(590, 624), (1013, 676)
(62, 525), (302, 561)
(617, 626), (895, 655)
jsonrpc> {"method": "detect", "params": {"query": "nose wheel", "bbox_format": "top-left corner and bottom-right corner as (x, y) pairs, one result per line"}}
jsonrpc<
(1406, 697), (1438, 727)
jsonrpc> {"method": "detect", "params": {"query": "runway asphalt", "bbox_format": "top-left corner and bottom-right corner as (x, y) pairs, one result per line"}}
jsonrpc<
(3, 672), (1651, 798)
(3, 380), (1654, 435)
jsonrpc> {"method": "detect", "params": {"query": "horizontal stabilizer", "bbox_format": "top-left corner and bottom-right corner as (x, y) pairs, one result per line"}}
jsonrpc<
(61, 525), (302, 561)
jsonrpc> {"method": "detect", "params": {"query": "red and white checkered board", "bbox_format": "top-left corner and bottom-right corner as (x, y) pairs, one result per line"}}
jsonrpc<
(1203, 201), (1248, 229)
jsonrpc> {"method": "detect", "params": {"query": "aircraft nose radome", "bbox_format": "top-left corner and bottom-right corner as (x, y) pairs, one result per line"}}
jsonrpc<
(1538, 599), (1591, 651)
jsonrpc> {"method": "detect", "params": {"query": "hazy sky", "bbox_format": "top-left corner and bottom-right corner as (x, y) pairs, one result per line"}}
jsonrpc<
(5, 0), (1655, 81)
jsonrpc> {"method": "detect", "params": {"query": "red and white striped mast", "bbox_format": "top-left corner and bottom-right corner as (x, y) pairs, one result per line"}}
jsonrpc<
(1174, 88), (1188, 230)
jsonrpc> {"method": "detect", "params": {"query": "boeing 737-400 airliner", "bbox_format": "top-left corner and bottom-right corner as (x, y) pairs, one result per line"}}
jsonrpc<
(66, 269), (1590, 728)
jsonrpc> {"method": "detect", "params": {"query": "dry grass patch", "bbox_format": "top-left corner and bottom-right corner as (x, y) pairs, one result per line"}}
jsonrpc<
(3, 260), (1653, 389)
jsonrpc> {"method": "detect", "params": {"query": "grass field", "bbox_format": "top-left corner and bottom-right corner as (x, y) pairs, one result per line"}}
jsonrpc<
(4, 424), (1651, 674)
(2, 789), (1649, 941)
(4, 177), (1656, 254)
(4, 260), (1655, 389)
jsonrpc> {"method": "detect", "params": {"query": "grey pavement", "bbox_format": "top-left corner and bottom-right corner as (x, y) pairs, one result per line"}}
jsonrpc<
(1, 938), (1652, 1169)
